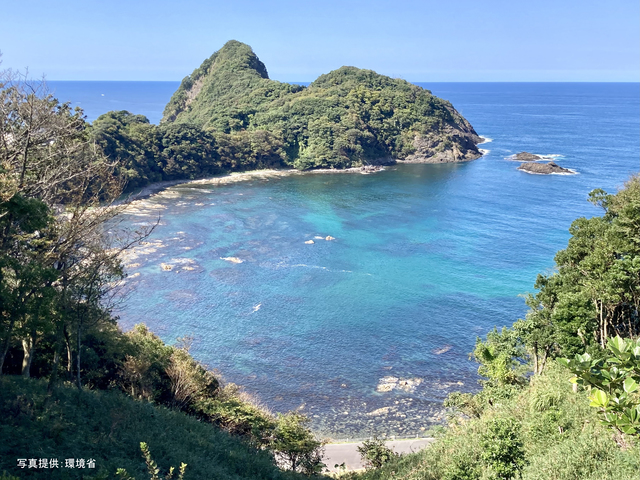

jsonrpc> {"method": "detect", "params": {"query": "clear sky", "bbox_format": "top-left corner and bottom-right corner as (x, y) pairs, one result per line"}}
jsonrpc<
(1, 0), (638, 82)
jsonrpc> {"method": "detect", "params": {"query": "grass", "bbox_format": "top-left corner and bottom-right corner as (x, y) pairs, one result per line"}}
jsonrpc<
(0, 376), (309, 480)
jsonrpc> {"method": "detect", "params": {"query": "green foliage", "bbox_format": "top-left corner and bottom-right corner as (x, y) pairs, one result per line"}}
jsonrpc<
(0, 376), (307, 480)
(116, 442), (186, 480)
(91, 41), (481, 188)
(479, 417), (526, 479)
(444, 392), (484, 419)
(270, 412), (325, 475)
(157, 41), (479, 171)
(473, 327), (528, 387)
(350, 364), (639, 480)
(356, 437), (399, 469)
(520, 176), (640, 359)
(559, 335), (640, 437)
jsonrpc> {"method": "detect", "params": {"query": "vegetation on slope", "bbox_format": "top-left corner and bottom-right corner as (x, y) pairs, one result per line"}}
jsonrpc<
(164, 40), (480, 169)
(0, 376), (307, 480)
(348, 364), (639, 480)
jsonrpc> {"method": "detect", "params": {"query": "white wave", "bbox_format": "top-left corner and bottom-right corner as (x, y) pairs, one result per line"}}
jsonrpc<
(479, 149), (491, 156)
(479, 136), (493, 144)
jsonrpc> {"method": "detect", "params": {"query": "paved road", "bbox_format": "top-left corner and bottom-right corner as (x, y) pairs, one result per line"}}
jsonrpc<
(323, 438), (435, 472)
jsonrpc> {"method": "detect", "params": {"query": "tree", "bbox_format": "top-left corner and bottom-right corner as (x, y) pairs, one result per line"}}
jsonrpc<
(512, 176), (640, 366)
(357, 437), (399, 469)
(0, 68), (152, 387)
(270, 412), (325, 475)
(472, 327), (528, 387)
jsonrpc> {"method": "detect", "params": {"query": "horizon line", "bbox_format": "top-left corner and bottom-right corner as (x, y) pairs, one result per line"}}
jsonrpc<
(44, 79), (640, 84)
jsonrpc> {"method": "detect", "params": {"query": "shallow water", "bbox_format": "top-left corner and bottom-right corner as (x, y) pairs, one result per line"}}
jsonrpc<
(60, 81), (639, 438)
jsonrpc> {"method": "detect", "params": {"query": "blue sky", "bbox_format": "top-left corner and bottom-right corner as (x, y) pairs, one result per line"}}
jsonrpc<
(1, 0), (638, 82)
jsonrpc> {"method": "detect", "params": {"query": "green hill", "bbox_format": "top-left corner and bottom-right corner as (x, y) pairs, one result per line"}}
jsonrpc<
(162, 40), (481, 170)
(0, 376), (308, 480)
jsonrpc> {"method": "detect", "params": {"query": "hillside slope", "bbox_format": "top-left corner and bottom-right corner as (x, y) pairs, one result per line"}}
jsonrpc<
(0, 377), (308, 480)
(162, 40), (481, 169)
(346, 365), (639, 480)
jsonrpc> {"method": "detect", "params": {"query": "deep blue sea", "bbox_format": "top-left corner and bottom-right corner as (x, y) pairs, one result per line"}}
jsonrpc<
(49, 81), (640, 438)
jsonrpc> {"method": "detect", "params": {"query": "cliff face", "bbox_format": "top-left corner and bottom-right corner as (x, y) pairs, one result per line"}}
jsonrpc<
(163, 41), (481, 169)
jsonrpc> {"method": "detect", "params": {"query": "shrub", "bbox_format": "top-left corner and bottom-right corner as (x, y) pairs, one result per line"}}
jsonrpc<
(116, 442), (187, 480)
(357, 437), (399, 469)
(479, 417), (526, 480)
(270, 412), (325, 475)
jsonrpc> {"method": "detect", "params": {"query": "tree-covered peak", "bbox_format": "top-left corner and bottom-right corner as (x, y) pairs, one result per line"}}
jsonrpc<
(310, 66), (427, 93)
(161, 40), (272, 123)
(212, 40), (269, 79)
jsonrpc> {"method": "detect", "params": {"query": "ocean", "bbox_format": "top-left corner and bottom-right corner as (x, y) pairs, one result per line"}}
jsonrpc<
(48, 81), (639, 438)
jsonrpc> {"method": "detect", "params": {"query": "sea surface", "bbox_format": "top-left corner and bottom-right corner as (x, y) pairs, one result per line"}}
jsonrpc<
(50, 81), (639, 438)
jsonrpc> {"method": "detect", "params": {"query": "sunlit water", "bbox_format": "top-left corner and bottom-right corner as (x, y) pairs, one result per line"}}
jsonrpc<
(51, 81), (639, 438)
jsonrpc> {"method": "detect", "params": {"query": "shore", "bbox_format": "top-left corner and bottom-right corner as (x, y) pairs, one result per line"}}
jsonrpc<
(323, 437), (434, 472)
(122, 166), (389, 211)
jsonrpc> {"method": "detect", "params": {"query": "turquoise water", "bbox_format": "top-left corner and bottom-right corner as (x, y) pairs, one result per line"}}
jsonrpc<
(57, 81), (639, 437)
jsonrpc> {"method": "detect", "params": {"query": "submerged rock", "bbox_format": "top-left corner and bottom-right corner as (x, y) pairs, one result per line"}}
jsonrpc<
(325, 236), (336, 241)
(518, 161), (575, 175)
(376, 376), (398, 392)
(397, 378), (423, 393)
(376, 376), (423, 393)
(433, 345), (452, 355)
(220, 256), (244, 264)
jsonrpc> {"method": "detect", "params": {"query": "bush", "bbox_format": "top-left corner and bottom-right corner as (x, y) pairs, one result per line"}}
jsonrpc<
(357, 437), (399, 469)
(479, 417), (526, 479)
(271, 412), (325, 475)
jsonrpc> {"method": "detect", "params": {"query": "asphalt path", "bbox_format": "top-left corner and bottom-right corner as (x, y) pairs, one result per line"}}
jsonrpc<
(323, 438), (435, 472)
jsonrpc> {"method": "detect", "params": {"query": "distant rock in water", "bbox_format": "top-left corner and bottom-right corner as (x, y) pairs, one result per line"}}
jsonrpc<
(162, 40), (482, 170)
(518, 161), (575, 175)
(511, 152), (543, 161)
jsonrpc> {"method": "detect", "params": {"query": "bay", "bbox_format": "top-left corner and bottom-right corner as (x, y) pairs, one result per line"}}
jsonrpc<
(51, 81), (640, 438)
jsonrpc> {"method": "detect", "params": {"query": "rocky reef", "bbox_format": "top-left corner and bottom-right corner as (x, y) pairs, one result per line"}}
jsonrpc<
(518, 161), (575, 175)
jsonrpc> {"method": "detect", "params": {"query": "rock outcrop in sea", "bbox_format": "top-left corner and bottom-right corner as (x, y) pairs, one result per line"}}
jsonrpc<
(510, 152), (543, 161)
(518, 161), (575, 175)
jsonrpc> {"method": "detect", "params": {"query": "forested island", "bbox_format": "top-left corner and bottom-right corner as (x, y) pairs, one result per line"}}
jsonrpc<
(1, 42), (639, 480)
(92, 40), (481, 192)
